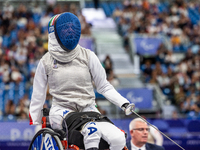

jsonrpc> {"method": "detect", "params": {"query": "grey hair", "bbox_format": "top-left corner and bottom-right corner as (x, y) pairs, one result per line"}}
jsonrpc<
(129, 118), (147, 131)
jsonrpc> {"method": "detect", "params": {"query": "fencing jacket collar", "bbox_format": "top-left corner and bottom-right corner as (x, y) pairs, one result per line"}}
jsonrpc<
(48, 32), (80, 63)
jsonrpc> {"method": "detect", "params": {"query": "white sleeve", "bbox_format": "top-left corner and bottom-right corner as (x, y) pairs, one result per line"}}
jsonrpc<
(150, 126), (164, 146)
(89, 51), (129, 108)
(29, 60), (48, 125)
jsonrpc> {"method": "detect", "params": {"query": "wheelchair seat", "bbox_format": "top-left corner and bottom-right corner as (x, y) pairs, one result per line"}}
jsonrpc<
(41, 108), (110, 149)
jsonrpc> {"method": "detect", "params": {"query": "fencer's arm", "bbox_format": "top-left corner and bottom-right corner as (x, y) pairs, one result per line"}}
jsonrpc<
(29, 60), (48, 125)
(89, 51), (130, 108)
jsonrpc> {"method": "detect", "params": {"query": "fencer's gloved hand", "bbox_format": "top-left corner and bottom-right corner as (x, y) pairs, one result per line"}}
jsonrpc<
(121, 103), (135, 115)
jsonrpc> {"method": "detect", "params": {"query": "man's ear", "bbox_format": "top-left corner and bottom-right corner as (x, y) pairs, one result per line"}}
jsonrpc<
(130, 130), (134, 136)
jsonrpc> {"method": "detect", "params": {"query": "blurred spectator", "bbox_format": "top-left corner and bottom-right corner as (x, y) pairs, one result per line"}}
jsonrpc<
(14, 40), (27, 65)
(69, 3), (78, 16)
(10, 66), (22, 84)
(191, 37), (200, 54)
(149, 70), (158, 84)
(79, 14), (92, 35)
(15, 98), (29, 119)
(156, 72), (170, 91)
(102, 55), (119, 87)
(142, 0), (150, 10)
(0, 59), (11, 84)
(3, 1), (14, 15)
(102, 55), (113, 78)
(112, 7), (123, 23)
(172, 110), (179, 120)
(15, 94), (29, 120)
(174, 85), (185, 105)
(143, 60), (153, 82)
(191, 94), (200, 114)
(107, 69), (120, 87)
(46, 0), (56, 7)
(29, 67), (36, 85)
(180, 95), (194, 114)
(5, 100), (16, 116)
(186, 65), (194, 79)
(166, 66), (175, 79)
(164, 51), (177, 66)
(185, 48), (194, 60)
(39, 12), (52, 31)
(171, 34), (181, 51)
(153, 61), (163, 76)
(32, 4), (42, 15)
(155, 46), (166, 64)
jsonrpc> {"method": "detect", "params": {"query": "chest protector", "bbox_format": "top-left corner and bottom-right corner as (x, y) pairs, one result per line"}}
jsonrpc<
(41, 47), (95, 110)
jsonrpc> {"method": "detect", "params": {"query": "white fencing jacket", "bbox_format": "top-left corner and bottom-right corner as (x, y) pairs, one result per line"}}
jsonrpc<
(29, 32), (129, 125)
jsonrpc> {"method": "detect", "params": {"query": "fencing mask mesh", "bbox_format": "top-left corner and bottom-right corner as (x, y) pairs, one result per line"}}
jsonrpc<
(49, 12), (81, 51)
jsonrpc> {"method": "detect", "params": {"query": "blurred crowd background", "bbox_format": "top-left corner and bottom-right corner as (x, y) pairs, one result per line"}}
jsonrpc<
(0, 0), (199, 122)
(114, 0), (200, 111)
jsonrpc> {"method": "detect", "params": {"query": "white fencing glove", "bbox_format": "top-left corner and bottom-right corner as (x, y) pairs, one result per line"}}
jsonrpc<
(121, 103), (135, 115)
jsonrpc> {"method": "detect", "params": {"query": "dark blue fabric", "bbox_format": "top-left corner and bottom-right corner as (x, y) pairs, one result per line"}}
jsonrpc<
(55, 12), (81, 50)
(126, 142), (165, 150)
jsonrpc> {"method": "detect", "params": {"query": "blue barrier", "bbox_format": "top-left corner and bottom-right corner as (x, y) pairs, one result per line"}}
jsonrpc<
(133, 37), (162, 56)
(0, 119), (200, 150)
(79, 37), (95, 52)
(117, 88), (153, 109)
(0, 120), (35, 149)
(95, 88), (153, 109)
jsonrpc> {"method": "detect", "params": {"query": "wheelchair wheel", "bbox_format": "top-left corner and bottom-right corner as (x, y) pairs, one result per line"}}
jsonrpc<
(29, 128), (64, 150)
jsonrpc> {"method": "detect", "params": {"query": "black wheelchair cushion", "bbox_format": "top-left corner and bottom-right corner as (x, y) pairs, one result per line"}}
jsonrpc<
(64, 111), (113, 149)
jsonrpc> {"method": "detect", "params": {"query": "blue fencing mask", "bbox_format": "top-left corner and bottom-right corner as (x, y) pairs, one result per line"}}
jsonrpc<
(48, 12), (81, 51)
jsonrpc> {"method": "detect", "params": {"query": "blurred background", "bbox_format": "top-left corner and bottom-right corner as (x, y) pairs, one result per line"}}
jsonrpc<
(0, 0), (199, 149)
